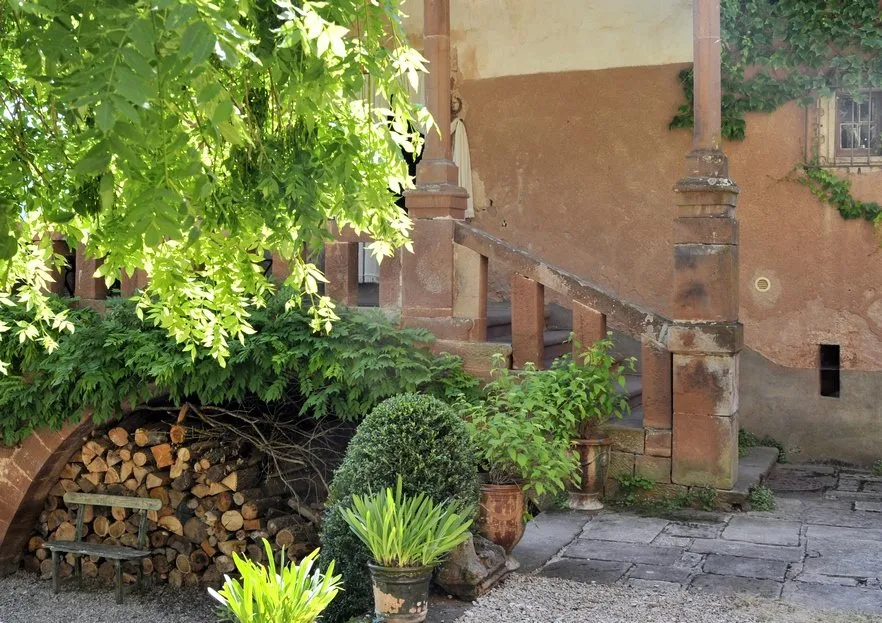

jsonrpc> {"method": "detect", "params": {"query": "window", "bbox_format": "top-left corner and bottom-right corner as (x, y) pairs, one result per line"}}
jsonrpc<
(836, 92), (882, 156)
(819, 344), (840, 398)
(815, 90), (882, 167)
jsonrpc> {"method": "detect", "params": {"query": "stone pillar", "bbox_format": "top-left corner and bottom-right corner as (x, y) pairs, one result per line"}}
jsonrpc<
(511, 274), (544, 369)
(44, 237), (70, 296)
(670, 0), (741, 490)
(119, 269), (148, 298)
(378, 252), (402, 309)
(74, 244), (107, 301)
(453, 244), (487, 341)
(403, 0), (470, 333)
(572, 301), (606, 353)
(324, 241), (359, 307)
(270, 251), (291, 283)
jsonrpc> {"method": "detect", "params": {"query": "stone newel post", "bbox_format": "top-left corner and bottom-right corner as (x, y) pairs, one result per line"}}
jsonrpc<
(670, 0), (742, 490)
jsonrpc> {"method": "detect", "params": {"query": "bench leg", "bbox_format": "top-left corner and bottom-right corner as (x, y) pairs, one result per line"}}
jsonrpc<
(74, 554), (82, 586)
(137, 559), (143, 593)
(51, 550), (59, 594)
(115, 559), (123, 605)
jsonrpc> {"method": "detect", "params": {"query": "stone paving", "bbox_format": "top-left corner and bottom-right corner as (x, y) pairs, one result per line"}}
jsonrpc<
(511, 463), (882, 615)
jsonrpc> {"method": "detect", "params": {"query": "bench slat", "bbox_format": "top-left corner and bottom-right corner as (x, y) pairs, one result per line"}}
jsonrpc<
(44, 541), (150, 560)
(63, 492), (162, 511)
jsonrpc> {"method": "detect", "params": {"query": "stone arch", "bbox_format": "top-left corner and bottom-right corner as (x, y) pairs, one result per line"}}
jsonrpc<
(0, 417), (93, 574)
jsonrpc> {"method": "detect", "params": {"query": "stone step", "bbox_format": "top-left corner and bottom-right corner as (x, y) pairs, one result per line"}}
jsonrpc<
(717, 447), (780, 511)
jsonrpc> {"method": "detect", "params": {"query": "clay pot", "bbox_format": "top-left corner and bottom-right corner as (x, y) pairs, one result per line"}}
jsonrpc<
(367, 563), (434, 623)
(477, 483), (525, 553)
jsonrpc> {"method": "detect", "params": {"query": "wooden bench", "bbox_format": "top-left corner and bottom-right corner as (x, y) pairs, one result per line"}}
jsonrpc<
(44, 492), (162, 604)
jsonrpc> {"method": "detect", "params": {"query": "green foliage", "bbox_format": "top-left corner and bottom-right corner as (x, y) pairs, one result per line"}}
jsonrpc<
(738, 428), (787, 463)
(527, 335), (635, 439)
(800, 165), (882, 225)
(208, 542), (341, 623)
(747, 485), (776, 511)
(342, 476), (473, 568)
(671, 0), (882, 142)
(319, 393), (478, 623)
(874, 460), (882, 477)
(459, 357), (578, 497)
(0, 0), (430, 363)
(693, 487), (718, 512)
(0, 293), (478, 445)
(614, 474), (655, 506)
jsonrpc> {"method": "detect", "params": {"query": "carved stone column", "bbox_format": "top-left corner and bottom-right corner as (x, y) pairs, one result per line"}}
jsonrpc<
(670, 0), (742, 490)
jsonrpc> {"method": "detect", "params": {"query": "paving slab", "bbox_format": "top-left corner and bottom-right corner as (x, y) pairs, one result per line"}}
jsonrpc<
(674, 551), (705, 570)
(564, 539), (682, 566)
(854, 501), (882, 513)
(627, 564), (692, 584)
(803, 531), (882, 577)
(664, 521), (725, 539)
(782, 581), (882, 613)
(579, 514), (668, 543)
(650, 534), (692, 548)
(702, 554), (789, 581)
(721, 516), (801, 546)
(791, 572), (861, 586)
(626, 578), (683, 592)
(511, 511), (590, 573)
(801, 505), (882, 529)
(766, 468), (837, 492)
(689, 538), (804, 562)
(689, 573), (783, 598)
(538, 559), (630, 584)
(805, 523), (882, 542)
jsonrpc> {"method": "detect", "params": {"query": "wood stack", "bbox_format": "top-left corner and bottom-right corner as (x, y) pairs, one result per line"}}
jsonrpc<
(24, 418), (322, 587)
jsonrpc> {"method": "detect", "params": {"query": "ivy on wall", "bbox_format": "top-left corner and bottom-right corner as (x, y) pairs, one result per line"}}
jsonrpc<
(0, 293), (478, 446)
(670, 1), (882, 225)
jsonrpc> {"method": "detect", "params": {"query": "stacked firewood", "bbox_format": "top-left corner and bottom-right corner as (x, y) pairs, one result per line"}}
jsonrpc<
(23, 417), (323, 587)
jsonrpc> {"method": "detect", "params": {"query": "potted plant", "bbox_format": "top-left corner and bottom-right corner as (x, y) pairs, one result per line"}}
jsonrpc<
(208, 539), (341, 623)
(460, 358), (577, 553)
(531, 334), (636, 510)
(342, 477), (473, 623)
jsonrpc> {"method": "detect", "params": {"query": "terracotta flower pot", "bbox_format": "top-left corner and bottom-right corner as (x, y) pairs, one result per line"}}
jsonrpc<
(367, 563), (434, 623)
(568, 435), (611, 511)
(477, 483), (525, 553)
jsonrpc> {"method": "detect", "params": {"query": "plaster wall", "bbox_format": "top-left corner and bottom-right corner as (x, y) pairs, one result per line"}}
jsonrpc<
(402, 0), (693, 79)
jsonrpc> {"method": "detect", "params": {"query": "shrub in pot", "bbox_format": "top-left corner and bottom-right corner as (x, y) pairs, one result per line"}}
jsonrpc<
(530, 335), (636, 509)
(460, 359), (576, 552)
(319, 393), (479, 623)
(208, 540), (341, 623)
(342, 477), (473, 623)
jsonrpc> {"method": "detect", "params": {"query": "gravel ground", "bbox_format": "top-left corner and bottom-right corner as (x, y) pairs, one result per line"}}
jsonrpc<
(0, 572), (216, 623)
(453, 575), (882, 623)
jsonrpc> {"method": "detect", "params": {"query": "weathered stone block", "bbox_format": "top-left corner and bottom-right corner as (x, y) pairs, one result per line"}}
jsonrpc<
(607, 451), (635, 480)
(636, 455), (672, 484)
(672, 412), (738, 489)
(453, 244), (487, 339)
(673, 353), (739, 417)
(667, 322), (743, 355)
(645, 429), (672, 457)
(435, 535), (507, 600)
(511, 274), (544, 369)
(401, 218), (456, 316)
(604, 424), (645, 454)
(673, 216), (738, 245)
(642, 482), (689, 502)
(572, 302), (606, 350)
(74, 245), (107, 300)
(672, 243), (738, 322)
(641, 339), (672, 429)
(378, 251), (402, 308)
(323, 241), (358, 306)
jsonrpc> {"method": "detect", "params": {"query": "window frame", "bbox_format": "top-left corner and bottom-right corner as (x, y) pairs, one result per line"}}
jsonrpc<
(816, 89), (882, 168)
(833, 90), (882, 158)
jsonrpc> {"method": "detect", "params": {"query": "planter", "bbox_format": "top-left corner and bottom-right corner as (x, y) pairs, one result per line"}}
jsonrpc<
(568, 435), (612, 511)
(477, 483), (525, 553)
(367, 563), (434, 623)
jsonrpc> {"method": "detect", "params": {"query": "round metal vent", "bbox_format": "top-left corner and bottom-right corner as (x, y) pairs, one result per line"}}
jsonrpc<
(754, 277), (772, 292)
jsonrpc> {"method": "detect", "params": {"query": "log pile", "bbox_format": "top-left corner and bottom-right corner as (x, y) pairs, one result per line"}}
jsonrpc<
(24, 417), (324, 587)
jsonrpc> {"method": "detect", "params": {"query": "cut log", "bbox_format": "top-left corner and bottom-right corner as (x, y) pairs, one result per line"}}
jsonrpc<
(59, 463), (82, 481)
(245, 543), (266, 564)
(221, 466), (261, 492)
(81, 440), (107, 465)
(189, 550), (209, 573)
(183, 517), (208, 544)
(141, 557), (154, 575)
(232, 492), (246, 506)
(152, 554), (170, 575)
(191, 484), (211, 499)
(49, 479), (78, 497)
(171, 472), (195, 491)
(103, 467), (120, 485)
(118, 448), (132, 461)
(168, 535), (194, 556)
(215, 492), (233, 513)
(132, 452), (149, 468)
(158, 516), (183, 536)
(243, 518), (262, 531)
(123, 478), (139, 491)
(150, 530), (170, 548)
(119, 461), (134, 482)
(170, 425), (187, 446)
(132, 465), (148, 485)
(200, 541), (217, 557)
(54, 521), (77, 542)
(86, 456), (109, 474)
(39, 559), (54, 579)
(108, 520), (127, 539)
(151, 444), (174, 469)
(208, 482), (229, 496)
(98, 561), (115, 583)
(214, 555), (235, 574)
(168, 489), (187, 511)
(149, 487), (170, 507)
(27, 536), (43, 552)
(217, 540), (246, 556)
(134, 428), (167, 447)
(275, 528), (295, 549)
(176, 447), (191, 463)
(175, 554), (191, 574)
(168, 568), (183, 588)
(221, 510), (244, 532)
(169, 461), (189, 480)
(107, 427), (129, 447)
(111, 506), (128, 522)
(120, 533), (138, 548)
(82, 560), (98, 578)
(92, 515), (110, 538)
(145, 471), (170, 489)
(105, 451), (123, 468)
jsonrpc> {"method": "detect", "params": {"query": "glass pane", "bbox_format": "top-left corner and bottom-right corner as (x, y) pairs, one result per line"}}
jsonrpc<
(840, 124), (855, 149)
(873, 93), (882, 154)
(860, 123), (870, 148)
(839, 95), (855, 122)
(859, 99), (871, 122)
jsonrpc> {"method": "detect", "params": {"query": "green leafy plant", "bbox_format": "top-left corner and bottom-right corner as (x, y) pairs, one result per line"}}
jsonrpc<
(342, 476), (473, 568)
(614, 474), (655, 506)
(747, 485), (776, 512)
(873, 460), (882, 477)
(460, 357), (578, 497)
(800, 165), (882, 226)
(693, 486), (718, 512)
(0, 0), (430, 364)
(208, 541), (341, 623)
(528, 335), (636, 440)
(319, 393), (478, 623)
(0, 294), (478, 444)
(738, 429), (786, 463)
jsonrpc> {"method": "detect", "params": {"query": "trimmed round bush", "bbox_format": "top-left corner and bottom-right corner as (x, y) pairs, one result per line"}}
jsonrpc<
(319, 393), (478, 623)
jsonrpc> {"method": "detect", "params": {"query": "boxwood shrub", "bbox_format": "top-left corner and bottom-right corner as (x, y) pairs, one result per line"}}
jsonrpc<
(319, 393), (478, 623)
